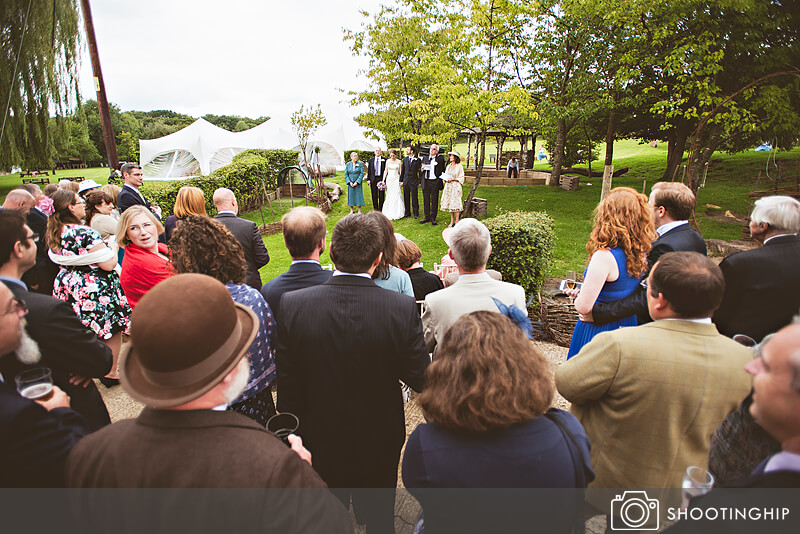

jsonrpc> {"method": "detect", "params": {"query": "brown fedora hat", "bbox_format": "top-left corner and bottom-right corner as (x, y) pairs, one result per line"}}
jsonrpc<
(121, 274), (258, 408)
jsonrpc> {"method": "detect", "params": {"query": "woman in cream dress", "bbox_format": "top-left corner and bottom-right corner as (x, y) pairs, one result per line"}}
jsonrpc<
(441, 151), (465, 227)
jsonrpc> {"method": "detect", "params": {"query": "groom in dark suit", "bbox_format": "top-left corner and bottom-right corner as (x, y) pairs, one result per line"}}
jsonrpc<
(367, 148), (387, 211)
(260, 206), (332, 322)
(420, 144), (446, 225)
(277, 213), (430, 534)
(591, 182), (706, 325)
(401, 146), (422, 219)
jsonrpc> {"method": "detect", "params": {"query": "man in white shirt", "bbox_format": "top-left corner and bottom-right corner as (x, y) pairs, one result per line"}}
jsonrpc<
(420, 144), (446, 225)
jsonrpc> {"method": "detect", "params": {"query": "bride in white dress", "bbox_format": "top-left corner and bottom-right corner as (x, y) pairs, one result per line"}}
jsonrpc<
(381, 149), (405, 220)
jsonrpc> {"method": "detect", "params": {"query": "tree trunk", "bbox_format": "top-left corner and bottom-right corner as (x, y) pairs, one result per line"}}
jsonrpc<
(688, 126), (723, 195)
(605, 109), (616, 166)
(463, 132), (487, 216)
(518, 134), (527, 168)
(549, 118), (567, 186)
(496, 135), (504, 170)
(661, 122), (690, 182)
(466, 133), (472, 169)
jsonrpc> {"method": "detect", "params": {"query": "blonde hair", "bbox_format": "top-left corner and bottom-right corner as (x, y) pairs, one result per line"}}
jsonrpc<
(101, 184), (122, 201)
(117, 206), (164, 248)
(173, 186), (207, 218)
(587, 187), (654, 277)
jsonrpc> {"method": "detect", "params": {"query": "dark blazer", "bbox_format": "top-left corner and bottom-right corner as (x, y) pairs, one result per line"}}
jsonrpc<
(400, 156), (422, 186)
(260, 261), (332, 322)
(1, 280), (113, 430)
(713, 234), (800, 342)
(407, 266), (443, 303)
(422, 154), (446, 183)
(592, 223), (707, 325)
(215, 213), (270, 290)
(21, 208), (57, 294)
(276, 275), (430, 487)
(117, 185), (150, 214)
(366, 156), (386, 184)
(0, 379), (89, 487)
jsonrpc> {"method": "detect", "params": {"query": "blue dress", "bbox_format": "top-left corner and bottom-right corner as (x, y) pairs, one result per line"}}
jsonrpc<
(345, 161), (364, 207)
(567, 247), (641, 359)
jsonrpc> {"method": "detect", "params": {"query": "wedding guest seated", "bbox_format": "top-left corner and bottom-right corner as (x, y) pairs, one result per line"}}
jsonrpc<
(403, 311), (594, 534)
(260, 206), (332, 322)
(118, 206), (172, 308)
(436, 226), (500, 286)
(170, 216), (277, 425)
(65, 275), (352, 534)
(164, 185), (207, 242)
(396, 239), (443, 306)
(366, 211), (414, 297)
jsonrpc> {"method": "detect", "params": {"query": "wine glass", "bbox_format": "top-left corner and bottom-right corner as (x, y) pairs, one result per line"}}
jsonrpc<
(681, 466), (714, 509)
(565, 270), (577, 301)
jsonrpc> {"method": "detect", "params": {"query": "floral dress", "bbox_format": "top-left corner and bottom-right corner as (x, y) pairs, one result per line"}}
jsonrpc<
(441, 162), (465, 212)
(52, 224), (131, 340)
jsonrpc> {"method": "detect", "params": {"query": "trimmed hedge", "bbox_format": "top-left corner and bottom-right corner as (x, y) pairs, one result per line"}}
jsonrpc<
(485, 211), (555, 302)
(343, 149), (404, 164)
(141, 149), (298, 217)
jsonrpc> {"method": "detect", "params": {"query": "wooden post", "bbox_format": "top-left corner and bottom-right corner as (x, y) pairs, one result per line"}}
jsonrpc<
(601, 164), (614, 200)
(80, 0), (118, 169)
(466, 133), (472, 169)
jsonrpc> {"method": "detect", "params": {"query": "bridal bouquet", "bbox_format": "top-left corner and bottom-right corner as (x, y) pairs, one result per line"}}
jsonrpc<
(377, 181), (386, 191)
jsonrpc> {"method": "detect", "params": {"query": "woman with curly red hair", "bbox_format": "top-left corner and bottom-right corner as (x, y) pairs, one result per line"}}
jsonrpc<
(566, 187), (654, 358)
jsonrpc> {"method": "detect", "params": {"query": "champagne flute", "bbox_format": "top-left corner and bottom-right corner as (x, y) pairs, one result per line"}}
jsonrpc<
(565, 270), (577, 301)
(681, 466), (714, 509)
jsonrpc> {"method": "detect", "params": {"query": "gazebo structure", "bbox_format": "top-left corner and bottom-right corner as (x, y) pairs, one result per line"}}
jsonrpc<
(460, 127), (537, 170)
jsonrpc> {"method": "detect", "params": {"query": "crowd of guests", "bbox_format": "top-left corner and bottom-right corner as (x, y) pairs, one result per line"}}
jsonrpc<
(2, 170), (800, 533)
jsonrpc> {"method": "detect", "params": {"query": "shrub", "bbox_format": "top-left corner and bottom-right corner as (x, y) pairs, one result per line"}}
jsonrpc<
(141, 149), (298, 217)
(343, 150), (376, 164)
(484, 211), (555, 302)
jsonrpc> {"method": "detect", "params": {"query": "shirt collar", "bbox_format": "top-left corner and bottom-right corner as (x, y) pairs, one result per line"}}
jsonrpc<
(661, 317), (712, 324)
(332, 270), (371, 279)
(764, 451), (800, 473)
(764, 233), (796, 245)
(123, 184), (139, 192)
(217, 210), (236, 215)
(0, 275), (27, 290)
(656, 220), (688, 236)
(291, 259), (320, 265)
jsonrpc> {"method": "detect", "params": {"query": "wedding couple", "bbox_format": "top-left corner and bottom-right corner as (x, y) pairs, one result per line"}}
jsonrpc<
(368, 148), (407, 221)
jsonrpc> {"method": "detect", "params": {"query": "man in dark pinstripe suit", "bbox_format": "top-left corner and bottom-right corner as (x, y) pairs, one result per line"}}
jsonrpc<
(276, 213), (430, 534)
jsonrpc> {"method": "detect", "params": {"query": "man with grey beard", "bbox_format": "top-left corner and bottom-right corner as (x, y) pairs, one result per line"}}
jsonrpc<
(0, 282), (89, 487)
(0, 210), (113, 430)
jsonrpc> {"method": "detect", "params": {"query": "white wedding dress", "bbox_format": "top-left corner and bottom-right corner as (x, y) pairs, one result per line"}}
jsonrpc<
(382, 159), (405, 220)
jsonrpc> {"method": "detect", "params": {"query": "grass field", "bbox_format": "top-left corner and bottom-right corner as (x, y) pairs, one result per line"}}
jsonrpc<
(3, 141), (799, 283)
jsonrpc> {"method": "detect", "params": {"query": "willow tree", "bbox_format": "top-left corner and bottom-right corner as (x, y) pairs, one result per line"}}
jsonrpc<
(1, 0), (81, 169)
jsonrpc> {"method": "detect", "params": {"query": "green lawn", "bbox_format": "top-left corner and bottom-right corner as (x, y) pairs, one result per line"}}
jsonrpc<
(4, 143), (799, 284)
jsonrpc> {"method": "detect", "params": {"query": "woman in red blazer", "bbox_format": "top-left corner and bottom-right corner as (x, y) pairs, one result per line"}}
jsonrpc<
(118, 206), (172, 308)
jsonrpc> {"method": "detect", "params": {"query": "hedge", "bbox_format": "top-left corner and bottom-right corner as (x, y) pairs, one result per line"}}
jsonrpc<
(141, 149), (298, 217)
(343, 149), (404, 164)
(484, 211), (555, 302)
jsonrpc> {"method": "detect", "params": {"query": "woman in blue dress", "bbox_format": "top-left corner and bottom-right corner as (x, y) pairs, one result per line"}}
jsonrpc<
(566, 187), (654, 359)
(345, 151), (364, 214)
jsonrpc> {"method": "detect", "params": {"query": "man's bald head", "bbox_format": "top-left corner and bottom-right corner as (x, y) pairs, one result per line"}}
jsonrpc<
(281, 206), (326, 259)
(2, 190), (35, 215)
(212, 188), (237, 214)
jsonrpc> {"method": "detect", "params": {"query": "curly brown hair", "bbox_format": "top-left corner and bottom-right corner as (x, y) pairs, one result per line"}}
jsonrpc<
(169, 215), (246, 284)
(47, 189), (83, 251)
(586, 187), (653, 277)
(418, 311), (554, 433)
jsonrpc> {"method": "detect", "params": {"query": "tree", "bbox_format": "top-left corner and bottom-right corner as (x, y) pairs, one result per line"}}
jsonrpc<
(291, 104), (327, 204)
(1, 0), (81, 169)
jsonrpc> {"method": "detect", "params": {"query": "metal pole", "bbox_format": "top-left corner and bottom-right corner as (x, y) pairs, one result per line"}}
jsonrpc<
(80, 0), (118, 170)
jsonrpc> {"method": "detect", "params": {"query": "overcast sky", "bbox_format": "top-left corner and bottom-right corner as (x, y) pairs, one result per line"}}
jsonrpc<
(79, 0), (375, 120)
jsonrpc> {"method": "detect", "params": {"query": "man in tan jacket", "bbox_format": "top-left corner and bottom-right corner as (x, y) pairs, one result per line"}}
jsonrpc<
(556, 252), (752, 518)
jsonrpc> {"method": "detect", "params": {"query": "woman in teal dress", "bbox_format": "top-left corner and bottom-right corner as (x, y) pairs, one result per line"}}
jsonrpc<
(566, 187), (654, 359)
(345, 151), (364, 214)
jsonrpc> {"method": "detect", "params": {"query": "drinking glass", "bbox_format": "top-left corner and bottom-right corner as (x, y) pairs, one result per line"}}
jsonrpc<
(681, 466), (714, 509)
(15, 368), (54, 401)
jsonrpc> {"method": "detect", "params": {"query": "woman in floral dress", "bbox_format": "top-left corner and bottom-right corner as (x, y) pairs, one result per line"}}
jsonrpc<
(48, 189), (131, 384)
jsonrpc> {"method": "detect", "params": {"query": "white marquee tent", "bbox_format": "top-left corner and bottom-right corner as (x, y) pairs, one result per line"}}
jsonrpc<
(139, 112), (386, 179)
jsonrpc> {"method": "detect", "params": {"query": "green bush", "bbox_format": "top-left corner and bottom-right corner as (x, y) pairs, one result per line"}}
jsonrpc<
(344, 150), (376, 164)
(484, 211), (555, 301)
(141, 149), (298, 217)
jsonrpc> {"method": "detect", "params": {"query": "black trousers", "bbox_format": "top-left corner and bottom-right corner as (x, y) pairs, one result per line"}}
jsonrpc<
(403, 181), (420, 217)
(507, 167), (518, 178)
(421, 178), (441, 222)
(370, 181), (385, 211)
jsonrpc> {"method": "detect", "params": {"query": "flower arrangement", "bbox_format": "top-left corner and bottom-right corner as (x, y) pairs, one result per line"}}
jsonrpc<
(377, 181), (386, 191)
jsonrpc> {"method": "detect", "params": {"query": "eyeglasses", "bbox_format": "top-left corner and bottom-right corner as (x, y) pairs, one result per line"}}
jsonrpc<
(2, 298), (27, 317)
(25, 233), (39, 244)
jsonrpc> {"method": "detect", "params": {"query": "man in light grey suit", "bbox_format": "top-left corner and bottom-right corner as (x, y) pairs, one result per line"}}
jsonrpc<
(422, 218), (526, 354)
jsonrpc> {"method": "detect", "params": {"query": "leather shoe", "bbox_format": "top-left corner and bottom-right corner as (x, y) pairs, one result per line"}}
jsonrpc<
(419, 219), (429, 224)
(430, 220), (438, 225)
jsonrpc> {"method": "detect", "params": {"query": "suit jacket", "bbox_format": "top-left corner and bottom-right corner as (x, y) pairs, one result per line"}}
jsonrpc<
(0, 379), (89, 487)
(422, 272), (526, 354)
(260, 261), (332, 322)
(406, 267), (443, 302)
(116, 185), (150, 214)
(592, 222), (707, 325)
(366, 156), (386, 184)
(215, 213), (270, 290)
(276, 275), (430, 487)
(713, 234), (800, 342)
(555, 320), (752, 505)
(20, 208), (56, 294)
(422, 154), (446, 184)
(401, 156), (422, 186)
(1, 280), (112, 430)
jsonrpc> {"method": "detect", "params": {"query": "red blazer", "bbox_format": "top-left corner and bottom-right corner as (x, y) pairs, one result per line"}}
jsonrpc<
(120, 243), (172, 308)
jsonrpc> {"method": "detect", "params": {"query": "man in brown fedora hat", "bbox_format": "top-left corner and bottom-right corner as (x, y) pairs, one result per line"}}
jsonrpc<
(65, 274), (351, 531)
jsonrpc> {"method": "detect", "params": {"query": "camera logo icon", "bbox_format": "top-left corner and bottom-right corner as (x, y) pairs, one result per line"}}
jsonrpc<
(610, 491), (660, 530)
